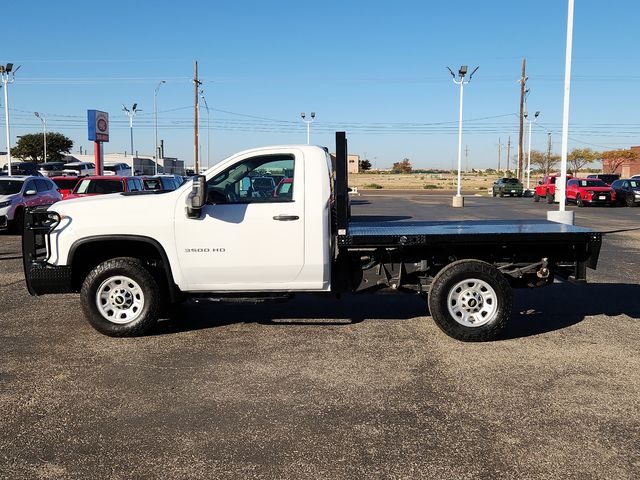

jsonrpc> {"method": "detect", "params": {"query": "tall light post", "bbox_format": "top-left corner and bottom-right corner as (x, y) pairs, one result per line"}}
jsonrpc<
(548, 0), (575, 225)
(300, 112), (315, 144)
(34, 112), (47, 162)
(1, 63), (19, 176)
(447, 65), (479, 207)
(525, 111), (540, 191)
(122, 103), (139, 158)
(153, 81), (165, 175)
(200, 90), (211, 170)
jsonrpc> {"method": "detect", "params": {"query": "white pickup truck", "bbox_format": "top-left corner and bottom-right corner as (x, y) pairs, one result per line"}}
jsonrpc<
(23, 133), (602, 342)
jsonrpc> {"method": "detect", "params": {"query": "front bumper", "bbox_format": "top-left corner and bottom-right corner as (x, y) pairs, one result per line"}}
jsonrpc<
(22, 208), (75, 296)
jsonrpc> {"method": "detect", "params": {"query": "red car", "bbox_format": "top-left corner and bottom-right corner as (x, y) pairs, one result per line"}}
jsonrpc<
(51, 176), (81, 200)
(566, 178), (616, 207)
(63, 176), (144, 200)
(534, 174), (573, 203)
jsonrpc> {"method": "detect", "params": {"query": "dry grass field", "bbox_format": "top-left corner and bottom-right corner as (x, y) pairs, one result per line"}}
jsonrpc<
(349, 172), (498, 193)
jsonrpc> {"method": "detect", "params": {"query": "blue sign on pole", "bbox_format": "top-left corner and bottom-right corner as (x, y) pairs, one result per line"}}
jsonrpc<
(88, 110), (109, 142)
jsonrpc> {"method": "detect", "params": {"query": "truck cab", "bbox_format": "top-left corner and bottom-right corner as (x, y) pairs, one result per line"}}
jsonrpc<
(534, 174), (573, 203)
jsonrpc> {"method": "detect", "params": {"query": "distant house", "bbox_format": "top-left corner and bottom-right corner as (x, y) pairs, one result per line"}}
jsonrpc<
(330, 153), (361, 174)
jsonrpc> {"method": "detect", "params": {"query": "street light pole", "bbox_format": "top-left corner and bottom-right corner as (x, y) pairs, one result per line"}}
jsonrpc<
(122, 103), (139, 159)
(34, 112), (47, 162)
(548, 0), (575, 225)
(301, 112), (316, 144)
(526, 111), (540, 191)
(154, 81), (165, 175)
(447, 65), (478, 207)
(1, 63), (19, 176)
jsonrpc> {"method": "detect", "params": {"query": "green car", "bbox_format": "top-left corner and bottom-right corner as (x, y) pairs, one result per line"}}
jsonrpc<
(492, 177), (524, 197)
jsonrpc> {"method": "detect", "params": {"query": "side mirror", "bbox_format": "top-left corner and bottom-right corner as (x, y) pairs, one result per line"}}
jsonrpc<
(186, 175), (206, 219)
(24, 189), (37, 196)
(538, 181), (543, 185)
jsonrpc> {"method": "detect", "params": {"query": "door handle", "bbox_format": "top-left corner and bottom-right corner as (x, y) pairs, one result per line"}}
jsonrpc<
(273, 215), (299, 221)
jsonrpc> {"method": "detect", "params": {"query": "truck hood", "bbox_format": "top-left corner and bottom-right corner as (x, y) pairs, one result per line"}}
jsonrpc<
(49, 191), (179, 234)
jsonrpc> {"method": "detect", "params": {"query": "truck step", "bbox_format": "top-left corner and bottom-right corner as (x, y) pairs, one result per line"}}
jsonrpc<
(189, 293), (293, 304)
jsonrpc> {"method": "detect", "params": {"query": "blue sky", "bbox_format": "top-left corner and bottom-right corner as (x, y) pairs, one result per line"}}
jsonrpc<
(2, 0), (639, 169)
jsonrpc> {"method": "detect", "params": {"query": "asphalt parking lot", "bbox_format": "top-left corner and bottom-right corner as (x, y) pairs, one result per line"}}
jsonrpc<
(1, 194), (639, 479)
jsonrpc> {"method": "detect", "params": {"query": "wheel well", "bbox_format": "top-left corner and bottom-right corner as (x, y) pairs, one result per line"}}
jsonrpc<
(69, 238), (179, 300)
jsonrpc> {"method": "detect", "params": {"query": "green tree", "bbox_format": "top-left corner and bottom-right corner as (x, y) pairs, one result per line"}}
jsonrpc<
(11, 132), (74, 162)
(567, 148), (599, 175)
(359, 159), (372, 171)
(392, 158), (412, 173)
(530, 149), (559, 176)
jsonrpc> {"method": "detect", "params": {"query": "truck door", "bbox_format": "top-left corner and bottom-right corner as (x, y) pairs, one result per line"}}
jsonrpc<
(174, 151), (305, 290)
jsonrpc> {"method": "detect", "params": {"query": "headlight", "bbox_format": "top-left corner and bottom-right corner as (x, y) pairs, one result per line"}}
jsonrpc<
(0, 200), (11, 208)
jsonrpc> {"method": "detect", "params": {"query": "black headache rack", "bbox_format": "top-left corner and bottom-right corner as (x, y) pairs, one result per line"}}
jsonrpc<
(22, 207), (74, 296)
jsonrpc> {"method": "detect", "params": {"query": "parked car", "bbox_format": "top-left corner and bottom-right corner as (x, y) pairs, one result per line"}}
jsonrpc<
(142, 175), (183, 191)
(566, 178), (616, 207)
(51, 176), (82, 200)
(611, 179), (640, 207)
(534, 174), (573, 203)
(64, 176), (144, 200)
(250, 176), (276, 197)
(630, 175), (640, 180)
(37, 162), (67, 177)
(587, 173), (620, 186)
(103, 163), (132, 176)
(62, 161), (96, 176)
(0, 176), (62, 232)
(492, 177), (523, 197)
(2, 162), (42, 176)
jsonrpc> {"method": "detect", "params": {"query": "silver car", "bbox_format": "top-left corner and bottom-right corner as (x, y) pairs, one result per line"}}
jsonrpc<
(0, 176), (62, 233)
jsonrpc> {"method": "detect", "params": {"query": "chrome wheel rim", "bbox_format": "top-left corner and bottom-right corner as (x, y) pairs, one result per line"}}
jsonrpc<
(447, 278), (498, 327)
(95, 276), (145, 324)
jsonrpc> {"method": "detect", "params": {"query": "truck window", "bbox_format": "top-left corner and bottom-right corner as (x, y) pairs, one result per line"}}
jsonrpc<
(207, 154), (295, 204)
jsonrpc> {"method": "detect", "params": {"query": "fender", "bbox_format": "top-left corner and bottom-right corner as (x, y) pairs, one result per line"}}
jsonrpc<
(68, 234), (182, 302)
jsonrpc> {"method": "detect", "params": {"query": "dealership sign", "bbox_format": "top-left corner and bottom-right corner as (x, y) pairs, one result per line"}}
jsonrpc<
(88, 110), (109, 142)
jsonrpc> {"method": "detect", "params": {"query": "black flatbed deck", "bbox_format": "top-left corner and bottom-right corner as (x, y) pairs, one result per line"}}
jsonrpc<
(338, 219), (601, 247)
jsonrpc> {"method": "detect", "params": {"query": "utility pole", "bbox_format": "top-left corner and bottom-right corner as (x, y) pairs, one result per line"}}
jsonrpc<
(193, 60), (202, 174)
(518, 57), (527, 181)
(507, 136), (511, 173)
(34, 112), (47, 162)
(465, 145), (470, 171)
(497, 138), (502, 171)
(547, 132), (552, 175)
(1, 63), (19, 176)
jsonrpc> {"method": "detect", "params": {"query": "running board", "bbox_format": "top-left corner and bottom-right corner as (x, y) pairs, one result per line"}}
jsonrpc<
(189, 293), (293, 304)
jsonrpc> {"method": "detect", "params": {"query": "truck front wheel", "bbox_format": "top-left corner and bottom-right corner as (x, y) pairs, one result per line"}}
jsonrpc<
(80, 257), (161, 337)
(428, 260), (512, 342)
(546, 192), (554, 204)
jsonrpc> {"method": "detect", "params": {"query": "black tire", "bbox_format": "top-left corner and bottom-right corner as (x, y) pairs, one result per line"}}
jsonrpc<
(499, 190), (504, 198)
(80, 257), (161, 337)
(546, 192), (554, 204)
(492, 190), (497, 198)
(576, 194), (584, 207)
(427, 259), (513, 342)
(11, 208), (24, 234)
(533, 193), (540, 202)
(626, 195), (635, 207)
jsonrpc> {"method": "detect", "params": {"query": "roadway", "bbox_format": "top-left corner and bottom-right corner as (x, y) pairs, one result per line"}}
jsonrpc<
(1, 194), (638, 479)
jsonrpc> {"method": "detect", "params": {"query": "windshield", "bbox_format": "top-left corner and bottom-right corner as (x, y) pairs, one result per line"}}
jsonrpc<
(41, 163), (64, 171)
(53, 178), (79, 190)
(0, 180), (24, 195)
(630, 180), (640, 189)
(504, 178), (520, 184)
(75, 179), (124, 194)
(578, 180), (606, 187)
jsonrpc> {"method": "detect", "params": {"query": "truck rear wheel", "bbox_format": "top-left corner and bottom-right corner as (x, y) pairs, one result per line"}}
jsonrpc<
(533, 192), (540, 202)
(428, 260), (512, 342)
(546, 192), (554, 204)
(80, 257), (161, 337)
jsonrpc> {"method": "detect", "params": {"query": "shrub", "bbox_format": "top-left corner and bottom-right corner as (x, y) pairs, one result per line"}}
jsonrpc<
(423, 184), (441, 189)
(364, 183), (383, 189)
